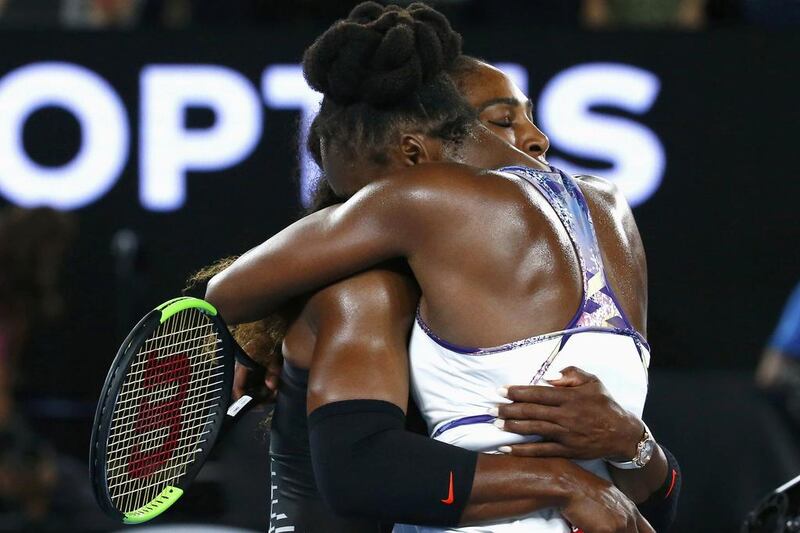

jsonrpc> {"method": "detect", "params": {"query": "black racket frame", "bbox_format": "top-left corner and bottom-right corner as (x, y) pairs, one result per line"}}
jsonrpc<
(89, 305), (240, 521)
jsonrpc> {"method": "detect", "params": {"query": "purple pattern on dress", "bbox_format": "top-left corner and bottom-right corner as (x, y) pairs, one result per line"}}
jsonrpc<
(431, 415), (495, 439)
(502, 166), (636, 333)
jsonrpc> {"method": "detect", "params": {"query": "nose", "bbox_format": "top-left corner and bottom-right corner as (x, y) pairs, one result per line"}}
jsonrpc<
(521, 122), (550, 158)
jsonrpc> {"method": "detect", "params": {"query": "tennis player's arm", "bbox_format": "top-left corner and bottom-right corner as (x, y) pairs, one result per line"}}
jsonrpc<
(304, 273), (629, 526)
(206, 164), (500, 325)
(608, 445), (669, 502)
(205, 177), (433, 325)
(628, 446), (681, 531)
(307, 332), (569, 524)
(206, 127), (543, 325)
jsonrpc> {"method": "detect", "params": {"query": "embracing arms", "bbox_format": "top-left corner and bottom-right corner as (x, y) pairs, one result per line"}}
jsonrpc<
(301, 270), (653, 532)
(495, 369), (680, 530)
(206, 125), (541, 326)
(206, 173), (426, 324)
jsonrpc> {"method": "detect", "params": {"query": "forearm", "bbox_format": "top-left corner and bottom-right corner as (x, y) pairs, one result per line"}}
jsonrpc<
(461, 453), (573, 524)
(206, 212), (330, 323)
(636, 445), (681, 531)
(610, 444), (669, 504)
(206, 204), (395, 324)
(598, 411), (669, 505)
(308, 400), (575, 526)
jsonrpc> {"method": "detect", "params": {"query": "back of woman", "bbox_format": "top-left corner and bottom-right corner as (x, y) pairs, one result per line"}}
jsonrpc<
(380, 159), (649, 531)
(388, 161), (646, 346)
(206, 4), (653, 529)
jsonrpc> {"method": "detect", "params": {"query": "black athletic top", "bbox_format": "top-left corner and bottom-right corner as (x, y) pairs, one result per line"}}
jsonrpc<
(268, 361), (391, 533)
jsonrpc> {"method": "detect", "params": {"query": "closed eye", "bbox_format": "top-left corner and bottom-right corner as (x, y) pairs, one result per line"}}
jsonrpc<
(488, 118), (512, 128)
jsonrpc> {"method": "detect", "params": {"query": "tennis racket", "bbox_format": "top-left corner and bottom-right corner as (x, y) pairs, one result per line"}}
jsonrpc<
(89, 296), (258, 524)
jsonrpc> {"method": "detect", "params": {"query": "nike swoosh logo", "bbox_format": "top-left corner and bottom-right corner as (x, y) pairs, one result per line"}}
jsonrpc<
(440, 471), (454, 505)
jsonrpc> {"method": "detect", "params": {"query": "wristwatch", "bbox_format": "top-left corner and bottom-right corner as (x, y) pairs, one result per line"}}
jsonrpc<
(608, 422), (656, 470)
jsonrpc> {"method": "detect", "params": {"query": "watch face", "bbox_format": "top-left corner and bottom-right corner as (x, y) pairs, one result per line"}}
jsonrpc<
(638, 440), (655, 465)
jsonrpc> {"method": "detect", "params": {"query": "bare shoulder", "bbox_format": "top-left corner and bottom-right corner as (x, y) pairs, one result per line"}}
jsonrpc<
(362, 162), (524, 209)
(574, 174), (616, 190)
(574, 175), (625, 208)
(574, 175), (642, 243)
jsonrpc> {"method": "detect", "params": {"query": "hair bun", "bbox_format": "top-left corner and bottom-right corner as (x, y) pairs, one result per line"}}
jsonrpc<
(347, 1), (384, 24)
(303, 2), (463, 107)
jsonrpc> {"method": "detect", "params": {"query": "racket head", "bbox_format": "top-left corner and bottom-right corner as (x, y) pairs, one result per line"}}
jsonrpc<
(90, 297), (235, 524)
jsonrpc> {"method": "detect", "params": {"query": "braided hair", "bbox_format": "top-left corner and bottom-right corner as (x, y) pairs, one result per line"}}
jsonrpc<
(303, 1), (476, 165)
(192, 3), (475, 386)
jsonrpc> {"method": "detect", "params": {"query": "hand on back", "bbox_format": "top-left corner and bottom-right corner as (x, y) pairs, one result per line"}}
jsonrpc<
(494, 367), (643, 462)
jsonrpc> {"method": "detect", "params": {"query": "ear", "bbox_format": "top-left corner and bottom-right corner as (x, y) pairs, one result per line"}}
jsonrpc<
(399, 133), (442, 166)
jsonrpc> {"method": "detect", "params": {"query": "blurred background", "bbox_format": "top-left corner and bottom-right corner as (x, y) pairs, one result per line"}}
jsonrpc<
(0, 0), (799, 531)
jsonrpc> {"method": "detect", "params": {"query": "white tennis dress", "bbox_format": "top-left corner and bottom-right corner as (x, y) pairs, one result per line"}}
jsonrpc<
(395, 167), (650, 533)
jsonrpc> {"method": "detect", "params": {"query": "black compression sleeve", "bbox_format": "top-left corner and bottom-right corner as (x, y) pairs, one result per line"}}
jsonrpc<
(637, 445), (681, 532)
(308, 400), (477, 527)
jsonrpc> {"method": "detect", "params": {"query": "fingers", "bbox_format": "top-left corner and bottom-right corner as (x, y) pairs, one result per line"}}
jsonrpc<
(502, 441), (573, 458)
(265, 373), (280, 391)
(503, 385), (568, 405)
(232, 363), (250, 401)
(265, 358), (282, 393)
(233, 360), (276, 402)
(496, 402), (561, 423)
(546, 366), (597, 387)
(495, 418), (566, 437)
(264, 373), (280, 401)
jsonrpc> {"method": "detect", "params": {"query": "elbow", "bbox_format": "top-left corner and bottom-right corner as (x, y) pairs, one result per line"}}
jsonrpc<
(204, 272), (234, 322)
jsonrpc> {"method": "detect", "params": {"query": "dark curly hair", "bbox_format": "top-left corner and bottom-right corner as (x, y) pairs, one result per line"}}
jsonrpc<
(191, 2), (479, 383)
(303, 1), (476, 165)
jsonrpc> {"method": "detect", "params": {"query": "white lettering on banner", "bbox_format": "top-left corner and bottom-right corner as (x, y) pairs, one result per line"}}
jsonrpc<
(0, 61), (665, 210)
(261, 64), (323, 206)
(538, 63), (665, 207)
(140, 65), (262, 211)
(0, 62), (128, 209)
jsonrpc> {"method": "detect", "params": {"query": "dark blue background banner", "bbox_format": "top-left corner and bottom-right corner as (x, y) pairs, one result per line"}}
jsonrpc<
(1, 28), (798, 532)
(2, 30), (796, 387)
